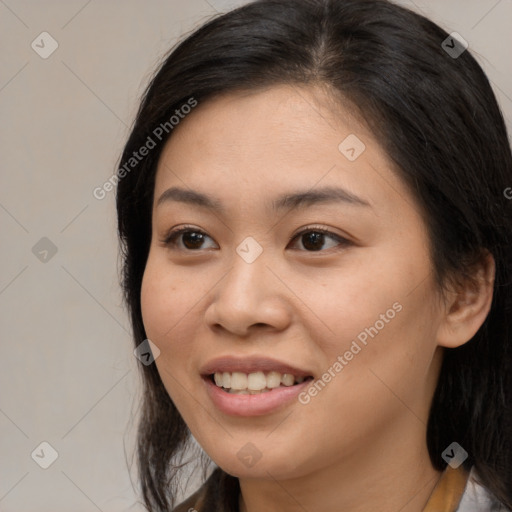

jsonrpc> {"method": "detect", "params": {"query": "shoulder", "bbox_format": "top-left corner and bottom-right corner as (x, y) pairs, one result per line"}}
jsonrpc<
(456, 466), (511, 512)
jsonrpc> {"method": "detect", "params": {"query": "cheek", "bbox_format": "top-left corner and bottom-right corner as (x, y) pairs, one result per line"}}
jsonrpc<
(141, 252), (194, 340)
(312, 279), (439, 430)
(299, 262), (405, 357)
(140, 265), (172, 340)
(305, 250), (439, 404)
(140, 255), (199, 378)
(140, 258), (207, 427)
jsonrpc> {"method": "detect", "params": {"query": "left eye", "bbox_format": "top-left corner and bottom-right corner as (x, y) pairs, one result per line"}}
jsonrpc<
(288, 227), (350, 252)
(162, 226), (350, 252)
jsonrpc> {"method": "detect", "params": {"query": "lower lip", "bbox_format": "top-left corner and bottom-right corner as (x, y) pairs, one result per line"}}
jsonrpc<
(203, 376), (312, 417)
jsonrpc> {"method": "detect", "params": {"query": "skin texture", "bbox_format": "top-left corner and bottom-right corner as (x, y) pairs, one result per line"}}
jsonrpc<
(140, 84), (495, 512)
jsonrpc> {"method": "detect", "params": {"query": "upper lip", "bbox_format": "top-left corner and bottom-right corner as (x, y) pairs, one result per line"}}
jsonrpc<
(200, 356), (313, 378)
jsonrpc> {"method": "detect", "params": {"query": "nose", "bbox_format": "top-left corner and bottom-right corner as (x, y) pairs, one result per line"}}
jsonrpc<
(203, 248), (292, 338)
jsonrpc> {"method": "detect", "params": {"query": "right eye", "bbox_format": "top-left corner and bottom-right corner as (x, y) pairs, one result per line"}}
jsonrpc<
(161, 226), (218, 251)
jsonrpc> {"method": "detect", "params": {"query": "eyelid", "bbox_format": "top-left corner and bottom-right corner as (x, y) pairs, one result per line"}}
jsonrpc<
(289, 224), (349, 242)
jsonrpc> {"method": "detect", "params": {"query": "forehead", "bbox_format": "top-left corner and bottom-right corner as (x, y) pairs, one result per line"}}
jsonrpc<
(153, 84), (416, 221)
(159, 85), (365, 165)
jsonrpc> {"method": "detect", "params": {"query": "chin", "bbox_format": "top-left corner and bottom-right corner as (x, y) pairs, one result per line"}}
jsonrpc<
(209, 447), (311, 481)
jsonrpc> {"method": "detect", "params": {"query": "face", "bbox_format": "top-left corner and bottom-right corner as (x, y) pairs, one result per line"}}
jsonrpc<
(141, 84), (445, 480)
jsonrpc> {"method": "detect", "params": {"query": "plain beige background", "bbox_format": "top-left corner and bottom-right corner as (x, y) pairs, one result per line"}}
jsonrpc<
(1, 0), (511, 510)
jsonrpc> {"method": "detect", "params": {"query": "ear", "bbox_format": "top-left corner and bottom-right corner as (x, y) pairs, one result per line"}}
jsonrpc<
(436, 250), (495, 349)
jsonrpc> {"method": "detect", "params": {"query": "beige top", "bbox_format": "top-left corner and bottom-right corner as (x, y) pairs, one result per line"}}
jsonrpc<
(172, 465), (491, 512)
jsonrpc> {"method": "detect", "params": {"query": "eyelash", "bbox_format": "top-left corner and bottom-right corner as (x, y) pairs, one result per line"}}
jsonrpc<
(160, 225), (351, 253)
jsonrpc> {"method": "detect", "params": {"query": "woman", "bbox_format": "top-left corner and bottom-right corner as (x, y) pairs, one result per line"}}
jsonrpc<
(116, 0), (512, 510)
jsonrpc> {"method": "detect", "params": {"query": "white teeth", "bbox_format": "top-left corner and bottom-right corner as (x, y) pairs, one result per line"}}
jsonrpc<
(212, 370), (308, 391)
(247, 371), (267, 390)
(214, 373), (223, 386)
(222, 372), (231, 388)
(281, 373), (294, 386)
(266, 371), (281, 389)
(230, 372), (248, 390)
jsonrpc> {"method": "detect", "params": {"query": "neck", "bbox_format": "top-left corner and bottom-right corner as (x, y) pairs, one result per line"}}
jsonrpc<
(238, 419), (442, 512)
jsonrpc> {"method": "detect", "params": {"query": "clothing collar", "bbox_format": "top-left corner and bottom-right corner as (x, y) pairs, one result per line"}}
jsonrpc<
(422, 465), (470, 512)
(172, 465), (471, 512)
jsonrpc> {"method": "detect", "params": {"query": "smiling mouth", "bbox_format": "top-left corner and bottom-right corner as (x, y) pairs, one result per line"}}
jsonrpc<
(209, 371), (314, 395)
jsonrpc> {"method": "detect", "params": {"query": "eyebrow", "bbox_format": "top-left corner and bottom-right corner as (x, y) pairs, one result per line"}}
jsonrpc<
(156, 186), (371, 213)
